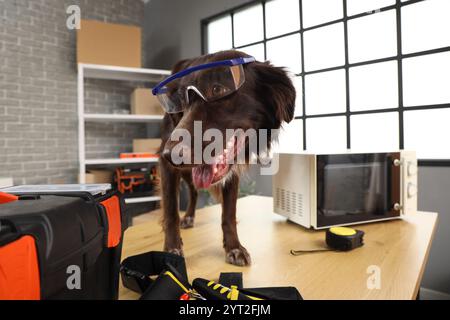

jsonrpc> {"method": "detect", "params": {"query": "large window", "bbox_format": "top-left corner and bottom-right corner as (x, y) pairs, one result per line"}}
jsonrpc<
(202, 0), (450, 163)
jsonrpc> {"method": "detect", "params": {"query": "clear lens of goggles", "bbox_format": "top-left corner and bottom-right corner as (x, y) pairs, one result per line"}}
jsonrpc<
(156, 64), (245, 114)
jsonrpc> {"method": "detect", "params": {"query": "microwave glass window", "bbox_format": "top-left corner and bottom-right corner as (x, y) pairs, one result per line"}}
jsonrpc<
(321, 162), (389, 215)
(316, 153), (401, 227)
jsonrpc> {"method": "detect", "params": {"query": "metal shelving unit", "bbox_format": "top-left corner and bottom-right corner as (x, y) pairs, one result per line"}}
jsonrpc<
(77, 63), (170, 204)
(124, 195), (161, 204)
(84, 113), (164, 123)
(84, 157), (160, 165)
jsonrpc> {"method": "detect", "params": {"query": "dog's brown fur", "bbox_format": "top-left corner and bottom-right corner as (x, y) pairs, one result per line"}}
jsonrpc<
(159, 50), (296, 266)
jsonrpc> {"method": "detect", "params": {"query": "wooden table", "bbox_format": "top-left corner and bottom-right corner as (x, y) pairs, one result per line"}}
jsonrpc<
(119, 196), (437, 300)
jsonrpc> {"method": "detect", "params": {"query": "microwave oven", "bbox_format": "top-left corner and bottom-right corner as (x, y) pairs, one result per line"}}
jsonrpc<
(272, 151), (417, 229)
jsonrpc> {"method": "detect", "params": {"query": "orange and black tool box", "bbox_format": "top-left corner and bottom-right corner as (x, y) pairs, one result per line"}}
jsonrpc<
(0, 188), (127, 300)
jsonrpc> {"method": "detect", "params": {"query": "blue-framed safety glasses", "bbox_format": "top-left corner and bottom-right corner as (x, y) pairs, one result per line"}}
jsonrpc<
(152, 56), (256, 113)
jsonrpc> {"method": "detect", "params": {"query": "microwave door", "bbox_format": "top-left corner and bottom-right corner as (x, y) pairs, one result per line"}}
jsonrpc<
(316, 153), (401, 228)
(364, 156), (391, 214)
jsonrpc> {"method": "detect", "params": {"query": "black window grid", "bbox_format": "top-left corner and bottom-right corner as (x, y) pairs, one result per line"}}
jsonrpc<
(201, 0), (450, 166)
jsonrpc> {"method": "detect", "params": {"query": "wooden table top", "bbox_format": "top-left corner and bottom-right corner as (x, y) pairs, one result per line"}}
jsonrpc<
(119, 196), (437, 300)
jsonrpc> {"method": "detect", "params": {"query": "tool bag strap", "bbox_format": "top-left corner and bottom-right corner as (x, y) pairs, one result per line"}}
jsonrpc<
(121, 251), (303, 300)
(240, 286), (303, 300)
(218, 272), (243, 289)
(120, 251), (188, 294)
(217, 272), (302, 300)
(192, 277), (303, 300)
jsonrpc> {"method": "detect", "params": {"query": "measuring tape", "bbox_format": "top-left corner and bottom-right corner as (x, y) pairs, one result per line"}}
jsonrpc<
(290, 227), (365, 256)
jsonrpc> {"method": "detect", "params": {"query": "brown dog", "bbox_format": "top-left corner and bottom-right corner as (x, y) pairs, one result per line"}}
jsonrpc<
(158, 50), (296, 266)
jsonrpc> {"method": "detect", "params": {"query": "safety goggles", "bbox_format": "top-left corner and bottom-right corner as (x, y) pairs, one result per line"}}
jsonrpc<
(152, 56), (256, 113)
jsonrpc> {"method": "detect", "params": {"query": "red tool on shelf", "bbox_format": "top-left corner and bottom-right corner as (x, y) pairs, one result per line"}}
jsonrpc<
(119, 152), (159, 159)
(114, 167), (159, 195)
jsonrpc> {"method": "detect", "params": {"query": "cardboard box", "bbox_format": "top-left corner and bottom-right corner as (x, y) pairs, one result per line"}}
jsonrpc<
(133, 139), (162, 154)
(80, 170), (114, 184)
(131, 88), (164, 115)
(77, 20), (141, 68)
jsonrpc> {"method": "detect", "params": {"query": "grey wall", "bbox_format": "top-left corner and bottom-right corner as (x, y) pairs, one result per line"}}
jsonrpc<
(144, 0), (450, 295)
(417, 166), (450, 294)
(144, 0), (252, 69)
(0, 0), (149, 184)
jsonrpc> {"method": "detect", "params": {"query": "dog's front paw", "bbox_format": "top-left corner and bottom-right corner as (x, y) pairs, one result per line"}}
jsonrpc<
(180, 216), (194, 229)
(167, 247), (184, 257)
(225, 246), (251, 266)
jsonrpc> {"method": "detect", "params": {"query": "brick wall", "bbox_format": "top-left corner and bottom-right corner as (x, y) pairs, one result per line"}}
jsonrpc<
(0, 0), (151, 185)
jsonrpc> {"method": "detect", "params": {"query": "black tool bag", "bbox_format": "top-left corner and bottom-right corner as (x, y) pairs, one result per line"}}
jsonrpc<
(0, 191), (126, 300)
(120, 251), (302, 300)
(120, 251), (188, 295)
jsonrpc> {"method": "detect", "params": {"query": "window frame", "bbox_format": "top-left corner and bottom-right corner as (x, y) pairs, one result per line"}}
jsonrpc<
(201, 0), (450, 166)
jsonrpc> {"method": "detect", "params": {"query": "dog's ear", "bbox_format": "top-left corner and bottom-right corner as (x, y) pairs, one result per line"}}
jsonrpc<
(252, 62), (296, 125)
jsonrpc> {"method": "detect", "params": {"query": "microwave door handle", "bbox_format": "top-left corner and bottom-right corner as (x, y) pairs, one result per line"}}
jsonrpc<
(391, 156), (402, 215)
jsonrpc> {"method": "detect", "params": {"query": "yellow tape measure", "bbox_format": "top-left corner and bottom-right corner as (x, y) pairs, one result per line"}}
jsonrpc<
(329, 226), (356, 236)
(291, 226), (364, 256)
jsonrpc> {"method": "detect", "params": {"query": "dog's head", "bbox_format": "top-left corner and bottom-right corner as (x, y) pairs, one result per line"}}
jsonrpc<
(160, 50), (296, 188)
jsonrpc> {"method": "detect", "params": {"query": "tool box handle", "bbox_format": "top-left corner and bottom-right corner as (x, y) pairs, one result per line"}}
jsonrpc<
(0, 219), (20, 247)
(2, 191), (102, 205)
(0, 192), (19, 204)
